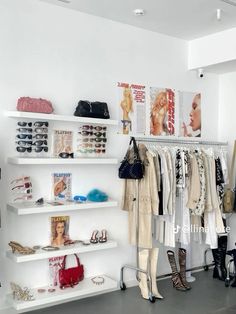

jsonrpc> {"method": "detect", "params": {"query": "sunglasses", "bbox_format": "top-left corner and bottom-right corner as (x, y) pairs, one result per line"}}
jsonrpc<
(15, 141), (32, 147)
(34, 146), (48, 153)
(95, 149), (106, 153)
(34, 121), (49, 127)
(14, 195), (33, 202)
(10, 176), (31, 184)
(16, 146), (32, 153)
(79, 138), (94, 143)
(95, 143), (106, 148)
(78, 131), (93, 136)
(17, 128), (32, 133)
(79, 143), (93, 148)
(59, 152), (74, 158)
(17, 122), (32, 127)
(12, 182), (32, 190)
(16, 134), (33, 140)
(77, 148), (94, 154)
(33, 140), (47, 146)
(33, 134), (48, 139)
(94, 138), (107, 143)
(93, 132), (106, 138)
(34, 128), (48, 133)
(81, 125), (107, 131)
(13, 188), (32, 194)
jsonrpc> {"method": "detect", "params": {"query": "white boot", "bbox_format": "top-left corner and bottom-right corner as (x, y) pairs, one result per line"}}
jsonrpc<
(138, 249), (149, 299)
(150, 248), (164, 299)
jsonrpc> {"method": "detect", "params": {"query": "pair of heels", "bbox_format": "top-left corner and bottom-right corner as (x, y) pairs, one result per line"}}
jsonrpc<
(90, 230), (107, 244)
(8, 241), (35, 255)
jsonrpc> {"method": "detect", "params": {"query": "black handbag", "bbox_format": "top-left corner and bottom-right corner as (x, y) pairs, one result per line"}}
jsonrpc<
(118, 137), (144, 179)
(74, 100), (110, 119)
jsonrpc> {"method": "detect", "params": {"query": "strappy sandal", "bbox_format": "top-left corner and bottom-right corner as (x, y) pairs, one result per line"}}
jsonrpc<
(99, 229), (108, 243)
(90, 230), (99, 244)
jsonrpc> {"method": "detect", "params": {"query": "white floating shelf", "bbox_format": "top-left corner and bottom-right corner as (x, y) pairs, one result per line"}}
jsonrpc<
(7, 157), (118, 165)
(6, 240), (117, 263)
(5, 110), (118, 126)
(7, 200), (118, 215)
(8, 275), (117, 312)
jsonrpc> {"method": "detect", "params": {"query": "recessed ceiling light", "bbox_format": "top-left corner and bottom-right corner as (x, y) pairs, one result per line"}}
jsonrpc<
(57, 0), (71, 4)
(133, 9), (145, 16)
(220, 0), (236, 6)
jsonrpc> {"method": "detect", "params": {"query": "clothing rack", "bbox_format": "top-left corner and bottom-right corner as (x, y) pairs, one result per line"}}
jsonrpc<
(120, 137), (228, 301)
(134, 136), (228, 147)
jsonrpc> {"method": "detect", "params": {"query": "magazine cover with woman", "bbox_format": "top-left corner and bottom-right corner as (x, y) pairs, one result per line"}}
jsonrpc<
(50, 215), (70, 247)
(53, 130), (73, 157)
(150, 87), (175, 136)
(52, 172), (72, 201)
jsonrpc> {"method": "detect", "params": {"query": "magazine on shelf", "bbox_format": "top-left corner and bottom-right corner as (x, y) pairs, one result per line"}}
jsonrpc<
(48, 256), (64, 287)
(53, 129), (73, 157)
(50, 215), (70, 247)
(52, 172), (72, 201)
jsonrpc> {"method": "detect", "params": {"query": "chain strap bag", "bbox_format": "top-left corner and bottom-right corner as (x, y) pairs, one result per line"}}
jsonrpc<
(59, 254), (84, 289)
(118, 137), (144, 179)
(223, 141), (236, 213)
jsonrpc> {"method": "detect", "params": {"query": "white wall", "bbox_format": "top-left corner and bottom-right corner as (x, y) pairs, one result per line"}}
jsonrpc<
(0, 0), (220, 308)
(219, 72), (236, 249)
(188, 27), (236, 70)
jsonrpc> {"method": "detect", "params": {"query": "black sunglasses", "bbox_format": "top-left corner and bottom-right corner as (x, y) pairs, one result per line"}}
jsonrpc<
(16, 134), (33, 139)
(33, 134), (48, 139)
(17, 122), (32, 127)
(16, 146), (32, 153)
(81, 125), (107, 131)
(78, 131), (93, 136)
(34, 128), (48, 133)
(94, 138), (107, 143)
(17, 128), (32, 133)
(15, 141), (32, 147)
(93, 132), (106, 137)
(33, 140), (48, 146)
(95, 143), (106, 148)
(59, 152), (74, 159)
(34, 121), (49, 127)
(34, 146), (48, 153)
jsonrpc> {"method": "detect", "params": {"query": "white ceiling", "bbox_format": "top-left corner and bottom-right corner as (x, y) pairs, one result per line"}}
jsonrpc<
(40, 0), (236, 40)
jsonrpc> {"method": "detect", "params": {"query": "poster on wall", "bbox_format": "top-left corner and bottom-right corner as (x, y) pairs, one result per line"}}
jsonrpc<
(179, 91), (201, 137)
(117, 82), (146, 135)
(150, 87), (175, 136)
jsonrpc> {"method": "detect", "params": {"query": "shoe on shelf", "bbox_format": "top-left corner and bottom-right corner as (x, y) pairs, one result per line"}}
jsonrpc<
(99, 229), (108, 243)
(8, 241), (35, 255)
(90, 230), (99, 244)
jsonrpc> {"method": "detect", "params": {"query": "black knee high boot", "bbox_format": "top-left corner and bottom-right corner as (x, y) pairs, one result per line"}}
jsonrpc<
(227, 249), (236, 287)
(212, 235), (227, 281)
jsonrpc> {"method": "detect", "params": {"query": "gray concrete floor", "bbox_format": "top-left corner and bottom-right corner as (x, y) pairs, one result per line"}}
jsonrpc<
(29, 271), (236, 314)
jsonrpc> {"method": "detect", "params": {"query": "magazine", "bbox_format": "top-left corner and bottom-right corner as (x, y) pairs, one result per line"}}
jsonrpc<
(50, 215), (70, 247)
(150, 87), (175, 136)
(52, 172), (72, 201)
(48, 256), (64, 287)
(117, 82), (146, 135)
(53, 130), (73, 157)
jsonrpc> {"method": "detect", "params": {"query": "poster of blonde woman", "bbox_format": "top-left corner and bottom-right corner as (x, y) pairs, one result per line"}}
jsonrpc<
(150, 87), (175, 136)
(179, 91), (201, 137)
(117, 82), (146, 135)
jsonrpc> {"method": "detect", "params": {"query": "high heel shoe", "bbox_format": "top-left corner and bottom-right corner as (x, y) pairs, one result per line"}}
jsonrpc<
(8, 241), (35, 255)
(99, 229), (107, 243)
(10, 282), (34, 301)
(90, 230), (99, 244)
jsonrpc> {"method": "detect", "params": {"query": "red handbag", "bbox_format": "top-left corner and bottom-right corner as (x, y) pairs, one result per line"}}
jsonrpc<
(59, 254), (84, 289)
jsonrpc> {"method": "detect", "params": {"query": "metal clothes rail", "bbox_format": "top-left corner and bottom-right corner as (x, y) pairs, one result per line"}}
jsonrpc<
(120, 137), (228, 301)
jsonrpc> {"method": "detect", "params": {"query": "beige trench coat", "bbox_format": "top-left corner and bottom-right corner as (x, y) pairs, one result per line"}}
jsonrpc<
(122, 145), (159, 249)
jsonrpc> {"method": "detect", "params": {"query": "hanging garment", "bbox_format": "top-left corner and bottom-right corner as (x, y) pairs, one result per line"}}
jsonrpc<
(122, 145), (159, 249)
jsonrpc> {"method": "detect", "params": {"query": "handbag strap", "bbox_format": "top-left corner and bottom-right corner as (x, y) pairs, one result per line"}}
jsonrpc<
(229, 140), (236, 188)
(61, 254), (81, 270)
(130, 137), (141, 160)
